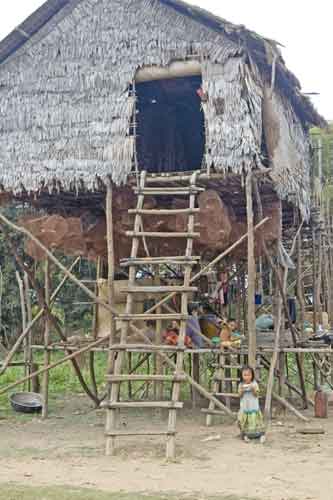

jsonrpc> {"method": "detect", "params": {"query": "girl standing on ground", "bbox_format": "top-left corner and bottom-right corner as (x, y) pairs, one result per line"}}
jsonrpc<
(238, 366), (266, 444)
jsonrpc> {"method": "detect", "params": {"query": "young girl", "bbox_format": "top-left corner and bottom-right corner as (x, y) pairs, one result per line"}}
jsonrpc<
(238, 366), (265, 444)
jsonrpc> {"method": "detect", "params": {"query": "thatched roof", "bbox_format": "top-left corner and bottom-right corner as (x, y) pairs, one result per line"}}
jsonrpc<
(0, 0), (325, 220)
(0, 0), (324, 128)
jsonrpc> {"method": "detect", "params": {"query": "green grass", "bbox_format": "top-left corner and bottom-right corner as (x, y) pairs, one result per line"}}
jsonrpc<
(0, 351), (108, 408)
(0, 350), (218, 413)
(0, 485), (258, 500)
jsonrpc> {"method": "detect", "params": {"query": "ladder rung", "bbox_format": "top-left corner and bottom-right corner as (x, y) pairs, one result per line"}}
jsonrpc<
(213, 376), (240, 382)
(201, 409), (229, 416)
(213, 393), (240, 398)
(218, 365), (243, 369)
(105, 430), (176, 436)
(102, 401), (184, 409)
(145, 172), (197, 182)
(116, 313), (189, 321)
(126, 231), (200, 238)
(213, 364), (262, 369)
(107, 374), (186, 383)
(128, 208), (201, 215)
(120, 256), (200, 267)
(134, 187), (204, 195)
(120, 286), (197, 294)
(109, 344), (186, 352)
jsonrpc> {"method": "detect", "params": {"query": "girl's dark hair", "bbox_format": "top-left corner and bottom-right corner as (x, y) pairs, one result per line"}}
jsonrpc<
(241, 365), (255, 382)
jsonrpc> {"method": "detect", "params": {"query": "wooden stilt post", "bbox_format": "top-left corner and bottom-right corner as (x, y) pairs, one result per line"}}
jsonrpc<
(317, 231), (323, 325)
(328, 213), (333, 325)
(154, 275), (163, 401)
(264, 269), (284, 420)
(23, 273), (33, 391)
(0, 257), (80, 377)
(297, 232), (306, 340)
(312, 227), (318, 334)
(90, 257), (101, 398)
(42, 259), (50, 419)
(246, 172), (256, 369)
(16, 272), (28, 388)
(105, 179), (117, 456)
(166, 172), (197, 460)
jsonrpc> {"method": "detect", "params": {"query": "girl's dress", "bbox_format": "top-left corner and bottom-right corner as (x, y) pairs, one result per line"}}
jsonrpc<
(238, 381), (265, 438)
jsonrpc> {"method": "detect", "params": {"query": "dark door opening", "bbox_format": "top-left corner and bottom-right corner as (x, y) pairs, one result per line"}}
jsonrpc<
(134, 75), (205, 173)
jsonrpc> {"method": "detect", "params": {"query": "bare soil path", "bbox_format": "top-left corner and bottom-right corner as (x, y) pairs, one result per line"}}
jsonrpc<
(0, 395), (331, 500)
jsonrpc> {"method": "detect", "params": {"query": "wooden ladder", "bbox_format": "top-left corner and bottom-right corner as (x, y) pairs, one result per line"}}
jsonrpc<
(203, 351), (262, 425)
(104, 170), (201, 459)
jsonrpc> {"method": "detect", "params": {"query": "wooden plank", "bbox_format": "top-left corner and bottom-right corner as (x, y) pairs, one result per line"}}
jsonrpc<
(126, 231), (200, 238)
(117, 313), (189, 321)
(102, 401), (184, 409)
(121, 256), (200, 262)
(105, 180), (117, 455)
(121, 286), (197, 294)
(42, 259), (50, 420)
(134, 187), (204, 195)
(128, 208), (200, 215)
(213, 376), (240, 382)
(214, 392), (240, 398)
(201, 408), (231, 416)
(108, 344), (186, 352)
(106, 170), (146, 456)
(105, 430), (176, 436)
(246, 172), (256, 368)
(120, 257), (200, 267)
(297, 427), (325, 435)
(107, 374), (186, 383)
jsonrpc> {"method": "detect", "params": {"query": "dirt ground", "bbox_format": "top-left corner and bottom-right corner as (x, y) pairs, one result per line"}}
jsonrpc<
(0, 395), (332, 500)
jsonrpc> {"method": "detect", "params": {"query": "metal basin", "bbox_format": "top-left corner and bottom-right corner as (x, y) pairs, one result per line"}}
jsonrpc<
(9, 392), (43, 414)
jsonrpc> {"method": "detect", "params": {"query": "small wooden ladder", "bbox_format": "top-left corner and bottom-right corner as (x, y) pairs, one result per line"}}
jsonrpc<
(104, 170), (202, 459)
(203, 350), (262, 425)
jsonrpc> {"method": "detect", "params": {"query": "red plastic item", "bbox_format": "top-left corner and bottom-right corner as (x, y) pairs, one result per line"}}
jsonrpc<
(314, 389), (328, 418)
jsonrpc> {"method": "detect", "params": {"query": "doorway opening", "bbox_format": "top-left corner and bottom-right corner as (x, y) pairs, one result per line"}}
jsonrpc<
(134, 74), (205, 173)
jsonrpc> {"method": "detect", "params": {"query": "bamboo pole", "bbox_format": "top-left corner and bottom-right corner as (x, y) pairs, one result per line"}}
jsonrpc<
(0, 211), (269, 325)
(271, 390), (308, 422)
(0, 212), (268, 416)
(264, 269), (284, 420)
(0, 334), (111, 396)
(16, 271), (28, 388)
(105, 179), (118, 456)
(23, 273), (33, 391)
(3, 236), (99, 406)
(261, 356), (314, 407)
(246, 172), (256, 368)
(297, 233), (306, 340)
(0, 257), (80, 376)
(154, 275), (163, 400)
(316, 231), (323, 324)
(253, 182), (308, 409)
(312, 227), (318, 334)
(42, 259), (50, 419)
(167, 171), (197, 460)
(89, 257), (101, 398)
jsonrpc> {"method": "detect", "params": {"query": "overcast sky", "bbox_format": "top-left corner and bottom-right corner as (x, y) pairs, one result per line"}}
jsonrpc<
(0, 0), (331, 119)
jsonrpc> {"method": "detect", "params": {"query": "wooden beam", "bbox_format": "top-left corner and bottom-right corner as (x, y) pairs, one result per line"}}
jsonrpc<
(264, 269), (284, 420)
(246, 171), (256, 368)
(0, 335), (111, 396)
(0, 257), (80, 376)
(105, 179), (118, 456)
(42, 259), (50, 419)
